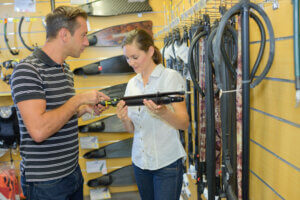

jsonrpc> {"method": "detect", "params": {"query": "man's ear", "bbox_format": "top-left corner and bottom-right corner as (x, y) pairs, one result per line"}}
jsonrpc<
(58, 28), (69, 42)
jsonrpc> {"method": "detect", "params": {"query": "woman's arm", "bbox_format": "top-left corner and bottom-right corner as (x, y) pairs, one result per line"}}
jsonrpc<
(143, 98), (189, 130)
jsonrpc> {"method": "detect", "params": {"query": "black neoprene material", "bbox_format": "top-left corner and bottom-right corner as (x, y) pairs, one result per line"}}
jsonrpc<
(213, 1), (275, 199)
(87, 165), (135, 187)
(18, 16), (35, 52)
(83, 138), (133, 159)
(73, 55), (134, 75)
(4, 19), (19, 55)
(79, 115), (127, 133)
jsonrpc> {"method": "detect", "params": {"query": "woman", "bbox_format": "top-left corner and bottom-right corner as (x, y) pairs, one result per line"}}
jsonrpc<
(116, 29), (189, 200)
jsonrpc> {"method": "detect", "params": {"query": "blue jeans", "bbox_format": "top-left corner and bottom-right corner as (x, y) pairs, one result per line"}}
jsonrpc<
(133, 158), (183, 200)
(21, 165), (84, 200)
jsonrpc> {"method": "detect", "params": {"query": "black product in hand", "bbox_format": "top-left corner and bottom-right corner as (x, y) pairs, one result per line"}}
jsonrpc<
(99, 91), (185, 107)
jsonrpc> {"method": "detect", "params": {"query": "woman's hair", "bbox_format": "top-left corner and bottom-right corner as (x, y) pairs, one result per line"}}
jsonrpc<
(45, 6), (87, 39)
(122, 29), (162, 64)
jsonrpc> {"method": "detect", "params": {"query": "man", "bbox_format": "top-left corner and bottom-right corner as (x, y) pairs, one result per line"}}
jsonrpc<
(10, 6), (109, 200)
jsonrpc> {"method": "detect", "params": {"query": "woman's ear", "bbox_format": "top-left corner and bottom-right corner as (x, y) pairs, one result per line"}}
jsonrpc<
(148, 46), (155, 57)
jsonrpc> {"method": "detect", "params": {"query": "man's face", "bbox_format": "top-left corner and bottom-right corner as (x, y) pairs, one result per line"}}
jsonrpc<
(68, 17), (89, 58)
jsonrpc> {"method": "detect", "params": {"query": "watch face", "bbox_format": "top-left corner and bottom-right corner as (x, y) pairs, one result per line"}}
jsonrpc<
(0, 106), (12, 119)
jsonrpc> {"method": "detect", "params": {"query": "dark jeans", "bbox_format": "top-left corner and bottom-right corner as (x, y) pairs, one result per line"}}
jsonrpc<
(133, 158), (183, 200)
(21, 165), (84, 200)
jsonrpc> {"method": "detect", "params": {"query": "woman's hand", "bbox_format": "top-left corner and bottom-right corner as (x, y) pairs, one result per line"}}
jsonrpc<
(143, 98), (189, 130)
(143, 99), (168, 116)
(116, 100), (130, 122)
(116, 100), (134, 133)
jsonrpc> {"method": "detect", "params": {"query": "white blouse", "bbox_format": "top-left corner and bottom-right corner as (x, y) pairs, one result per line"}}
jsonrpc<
(125, 64), (186, 170)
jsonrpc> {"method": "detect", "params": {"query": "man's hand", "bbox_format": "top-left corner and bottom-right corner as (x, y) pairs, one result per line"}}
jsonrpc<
(77, 91), (110, 117)
(78, 90), (110, 105)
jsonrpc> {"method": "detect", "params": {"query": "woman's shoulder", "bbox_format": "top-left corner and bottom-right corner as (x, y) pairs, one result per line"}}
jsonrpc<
(128, 74), (138, 83)
(162, 67), (183, 79)
(126, 74), (141, 89)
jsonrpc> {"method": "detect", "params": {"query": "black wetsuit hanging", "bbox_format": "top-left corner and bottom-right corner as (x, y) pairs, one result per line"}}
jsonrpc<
(0, 106), (20, 149)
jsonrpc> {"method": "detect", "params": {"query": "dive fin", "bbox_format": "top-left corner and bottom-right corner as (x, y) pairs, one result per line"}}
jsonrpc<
(99, 83), (127, 99)
(79, 121), (105, 132)
(88, 175), (113, 187)
(79, 115), (127, 133)
(73, 55), (134, 75)
(83, 138), (133, 159)
(87, 165), (135, 187)
(87, 21), (153, 47)
(84, 148), (106, 159)
(79, 0), (152, 17)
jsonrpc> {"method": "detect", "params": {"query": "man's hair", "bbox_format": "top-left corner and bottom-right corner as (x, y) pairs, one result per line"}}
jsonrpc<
(45, 6), (87, 39)
(122, 29), (162, 64)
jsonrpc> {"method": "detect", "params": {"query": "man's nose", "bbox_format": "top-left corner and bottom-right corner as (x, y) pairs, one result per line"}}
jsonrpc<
(84, 36), (89, 46)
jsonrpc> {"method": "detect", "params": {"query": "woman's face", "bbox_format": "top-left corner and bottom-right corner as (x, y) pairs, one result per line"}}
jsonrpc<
(123, 43), (153, 74)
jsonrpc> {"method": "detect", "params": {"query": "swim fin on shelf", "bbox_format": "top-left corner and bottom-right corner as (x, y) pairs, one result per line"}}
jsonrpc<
(99, 83), (127, 99)
(83, 138), (133, 159)
(87, 21), (153, 47)
(79, 115), (127, 133)
(79, 0), (152, 17)
(73, 55), (134, 75)
(87, 165), (135, 187)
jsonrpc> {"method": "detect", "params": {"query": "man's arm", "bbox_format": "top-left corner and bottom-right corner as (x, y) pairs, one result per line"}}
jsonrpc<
(17, 90), (107, 143)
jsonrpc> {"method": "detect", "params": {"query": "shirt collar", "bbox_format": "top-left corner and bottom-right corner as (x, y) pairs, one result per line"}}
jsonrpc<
(136, 64), (164, 82)
(33, 48), (66, 67)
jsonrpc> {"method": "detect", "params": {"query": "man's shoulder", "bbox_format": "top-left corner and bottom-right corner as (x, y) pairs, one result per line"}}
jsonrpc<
(16, 53), (46, 72)
(20, 53), (42, 66)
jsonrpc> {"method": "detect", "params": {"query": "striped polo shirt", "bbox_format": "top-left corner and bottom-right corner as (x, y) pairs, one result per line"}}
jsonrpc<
(10, 48), (79, 182)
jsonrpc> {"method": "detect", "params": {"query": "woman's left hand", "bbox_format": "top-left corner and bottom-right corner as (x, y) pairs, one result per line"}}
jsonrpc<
(143, 99), (167, 116)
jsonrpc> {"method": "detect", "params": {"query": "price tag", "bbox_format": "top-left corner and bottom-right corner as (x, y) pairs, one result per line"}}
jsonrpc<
(86, 160), (107, 174)
(80, 136), (99, 149)
(90, 187), (111, 200)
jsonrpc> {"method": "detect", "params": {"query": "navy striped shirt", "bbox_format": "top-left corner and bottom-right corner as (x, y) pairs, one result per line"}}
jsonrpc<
(10, 48), (79, 182)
